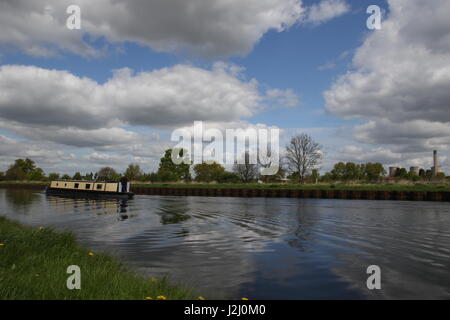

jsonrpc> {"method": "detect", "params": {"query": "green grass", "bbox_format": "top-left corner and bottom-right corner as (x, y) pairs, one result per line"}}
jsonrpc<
(133, 182), (450, 192)
(0, 181), (48, 185)
(0, 216), (196, 300)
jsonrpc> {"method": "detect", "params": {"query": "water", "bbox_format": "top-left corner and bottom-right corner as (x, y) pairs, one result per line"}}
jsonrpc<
(1, 188), (449, 299)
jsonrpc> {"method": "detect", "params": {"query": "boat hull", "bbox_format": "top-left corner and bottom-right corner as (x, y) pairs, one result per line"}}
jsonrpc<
(45, 187), (134, 199)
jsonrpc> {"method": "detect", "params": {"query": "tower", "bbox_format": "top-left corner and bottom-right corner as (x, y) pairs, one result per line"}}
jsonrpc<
(432, 150), (442, 176)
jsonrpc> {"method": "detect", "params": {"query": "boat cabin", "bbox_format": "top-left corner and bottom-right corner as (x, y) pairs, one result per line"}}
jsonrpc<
(47, 180), (133, 199)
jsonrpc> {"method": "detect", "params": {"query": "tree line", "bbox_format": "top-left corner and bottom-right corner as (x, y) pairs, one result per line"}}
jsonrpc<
(1, 133), (437, 184)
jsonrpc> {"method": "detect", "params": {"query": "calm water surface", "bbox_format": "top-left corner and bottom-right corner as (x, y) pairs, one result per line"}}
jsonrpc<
(1, 188), (449, 299)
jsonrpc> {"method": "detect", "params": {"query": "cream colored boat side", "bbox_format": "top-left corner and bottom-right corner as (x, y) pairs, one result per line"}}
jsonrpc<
(50, 181), (119, 192)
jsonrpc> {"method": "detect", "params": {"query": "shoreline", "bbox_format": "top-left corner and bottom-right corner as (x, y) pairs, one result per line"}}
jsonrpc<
(1, 182), (450, 201)
(0, 216), (196, 300)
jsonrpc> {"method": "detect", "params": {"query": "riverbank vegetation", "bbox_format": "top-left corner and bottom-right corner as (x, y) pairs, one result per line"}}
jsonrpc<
(1, 133), (448, 188)
(0, 216), (195, 300)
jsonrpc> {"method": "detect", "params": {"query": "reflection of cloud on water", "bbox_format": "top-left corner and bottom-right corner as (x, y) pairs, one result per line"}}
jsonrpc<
(320, 201), (450, 299)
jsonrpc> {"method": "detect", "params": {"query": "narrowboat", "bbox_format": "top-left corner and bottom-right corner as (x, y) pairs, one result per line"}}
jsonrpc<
(45, 180), (134, 199)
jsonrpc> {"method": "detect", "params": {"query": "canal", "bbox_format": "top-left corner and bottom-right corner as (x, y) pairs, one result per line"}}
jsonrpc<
(0, 188), (449, 299)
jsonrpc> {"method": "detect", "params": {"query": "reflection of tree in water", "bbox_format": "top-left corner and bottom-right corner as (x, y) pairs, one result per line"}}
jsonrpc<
(5, 189), (39, 207)
(155, 197), (191, 225)
(283, 201), (317, 252)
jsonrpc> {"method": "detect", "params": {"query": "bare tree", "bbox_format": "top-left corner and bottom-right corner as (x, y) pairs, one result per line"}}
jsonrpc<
(285, 133), (322, 183)
(97, 167), (118, 181)
(233, 152), (259, 183)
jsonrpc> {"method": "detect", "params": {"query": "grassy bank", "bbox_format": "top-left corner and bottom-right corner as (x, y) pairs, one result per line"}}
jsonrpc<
(2, 181), (450, 192)
(0, 216), (196, 300)
(134, 182), (450, 192)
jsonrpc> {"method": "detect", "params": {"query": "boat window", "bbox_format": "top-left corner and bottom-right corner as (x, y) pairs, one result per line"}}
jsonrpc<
(64, 183), (67, 187)
(96, 184), (103, 190)
(86, 184), (91, 189)
(74, 183), (79, 189)
(56, 183), (58, 186)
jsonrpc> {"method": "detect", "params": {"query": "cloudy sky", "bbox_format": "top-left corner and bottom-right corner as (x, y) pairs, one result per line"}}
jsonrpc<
(0, 0), (449, 175)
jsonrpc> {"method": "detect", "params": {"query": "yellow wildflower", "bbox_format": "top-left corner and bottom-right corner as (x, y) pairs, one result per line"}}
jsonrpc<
(157, 296), (167, 300)
(144, 297), (153, 300)
(197, 296), (206, 300)
(0, 243), (5, 246)
(241, 297), (249, 300)
(149, 277), (158, 282)
(88, 252), (94, 256)
(38, 226), (45, 230)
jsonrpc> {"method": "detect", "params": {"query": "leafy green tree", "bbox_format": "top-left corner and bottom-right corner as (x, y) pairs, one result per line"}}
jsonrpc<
(194, 162), (226, 182)
(27, 168), (46, 181)
(61, 174), (71, 180)
(406, 172), (420, 182)
(83, 172), (94, 181)
(73, 172), (82, 180)
(141, 172), (158, 182)
(5, 158), (46, 181)
(320, 172), (333, 182)
(156, 149), (191, 182)
(48, 173), (60, 180)
(124, 164), (143, 181)
(0, 171), (5, 181)
(364, 162), (386, 182)
(394, 168), (407, 179)
(330, 162), (346, 181)
(216, 171), (240, 183)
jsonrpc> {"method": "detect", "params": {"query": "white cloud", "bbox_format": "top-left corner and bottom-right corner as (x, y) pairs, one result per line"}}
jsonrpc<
(0, 0), (305, 58)
(0, 63), (295, 132)
(324, 0), (450, 156)
(304, 0), (350, 25)
(0, 0), (352, 58)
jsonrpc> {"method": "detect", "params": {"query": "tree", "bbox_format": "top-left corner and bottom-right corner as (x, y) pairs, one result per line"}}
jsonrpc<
(61, 174), (71, 180)
(141, 172), (159, 182)
(285, 134), (322, 183)
(124, 163), (143, 181)
(330, 162), (346, 181)
(194, 162), (226, 182)
(4, 158), (46, 181)
(156, 149), (191, 182)
(97, 167), (119, 181)
(48, 173), (60, 180)
(364, 162), (386, 182)
(233, 152), (259, 183)
(83, 172), (94, 181)
(216, 171), (240, 183)
(28, 168), (45, 181)
(73, 172), (82, 180)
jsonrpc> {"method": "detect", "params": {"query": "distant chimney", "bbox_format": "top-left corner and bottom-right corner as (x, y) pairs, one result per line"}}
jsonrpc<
(434, 150), (438, 168)
(432, 150), (442, 176)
